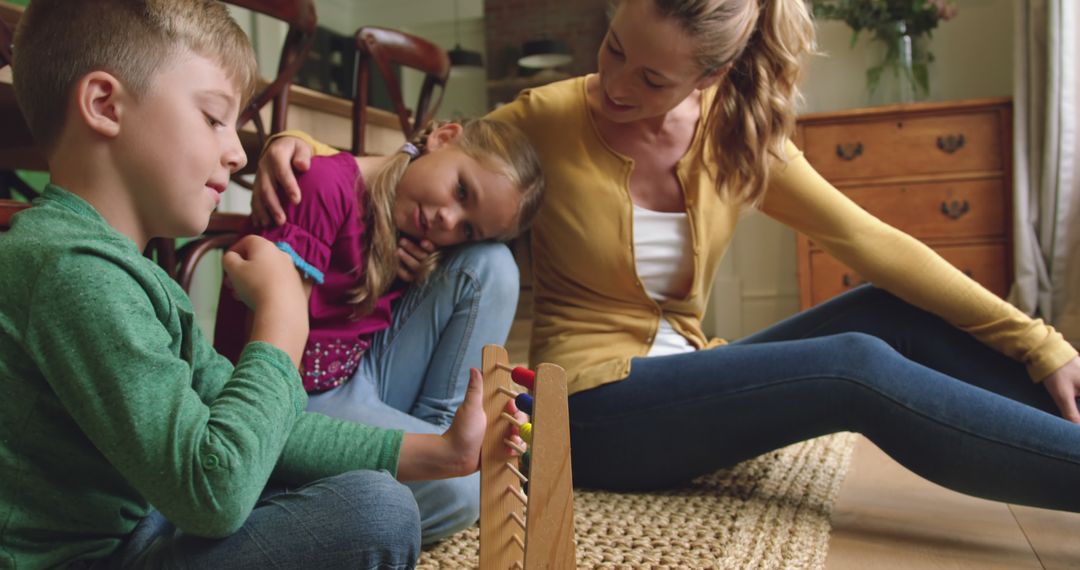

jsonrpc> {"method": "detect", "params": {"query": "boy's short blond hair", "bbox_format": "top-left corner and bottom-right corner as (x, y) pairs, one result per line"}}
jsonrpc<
(12, 0), (258, 154)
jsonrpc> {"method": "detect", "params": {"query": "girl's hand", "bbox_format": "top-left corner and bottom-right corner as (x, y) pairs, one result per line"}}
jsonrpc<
(1042, 356), (1080, 424)
(396, 238), (437, 282)
(251, 136), (313, 228)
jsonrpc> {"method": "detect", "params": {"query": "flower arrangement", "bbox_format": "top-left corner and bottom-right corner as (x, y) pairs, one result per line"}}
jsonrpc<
(810, 0), (959, 101)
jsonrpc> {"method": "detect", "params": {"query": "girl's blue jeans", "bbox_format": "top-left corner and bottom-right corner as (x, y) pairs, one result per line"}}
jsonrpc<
(569, 285), (1080, 512)
(308, 242), (519, 544)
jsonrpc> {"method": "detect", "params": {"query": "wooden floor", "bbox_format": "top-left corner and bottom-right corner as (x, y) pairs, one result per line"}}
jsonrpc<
(826, 436), (1080, 569)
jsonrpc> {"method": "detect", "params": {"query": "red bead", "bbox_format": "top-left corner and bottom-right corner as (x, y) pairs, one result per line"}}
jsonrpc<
(511, 367), (536, 390)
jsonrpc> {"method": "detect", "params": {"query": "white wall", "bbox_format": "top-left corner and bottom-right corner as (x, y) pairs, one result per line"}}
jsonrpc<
(705, 0), (1015, 340)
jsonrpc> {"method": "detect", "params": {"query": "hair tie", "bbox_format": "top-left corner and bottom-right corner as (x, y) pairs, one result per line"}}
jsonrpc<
(400, 142), (420, 161)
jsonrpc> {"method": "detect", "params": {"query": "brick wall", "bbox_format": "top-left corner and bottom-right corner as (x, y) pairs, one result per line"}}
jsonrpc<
(483, 0), (608, 81)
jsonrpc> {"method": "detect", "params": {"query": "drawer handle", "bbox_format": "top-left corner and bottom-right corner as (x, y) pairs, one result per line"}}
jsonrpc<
(842, 274), (868, 288)
(939, 199), (971, 220)
(836, 142), (863, 161)
(936, 134), (966, 154)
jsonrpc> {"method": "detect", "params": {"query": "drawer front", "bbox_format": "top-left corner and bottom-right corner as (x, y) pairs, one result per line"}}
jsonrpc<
(842, 178), (1007, 241)
(801, 111), (1003, 181)
(809, 243), (1009, 305)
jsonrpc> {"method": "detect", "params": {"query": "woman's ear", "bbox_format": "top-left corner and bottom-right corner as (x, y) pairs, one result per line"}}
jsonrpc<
(696, 64), (729, 91)
(74, 71), (126, 139)
(424, 123), (465, 151)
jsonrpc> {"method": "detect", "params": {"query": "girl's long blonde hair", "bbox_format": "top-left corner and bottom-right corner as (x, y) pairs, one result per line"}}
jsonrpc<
(350, 119), (545, 317)
(651, 0), (816, 206)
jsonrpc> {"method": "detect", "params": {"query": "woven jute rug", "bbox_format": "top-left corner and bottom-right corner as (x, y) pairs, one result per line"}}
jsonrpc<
(418, 432), (858, 569)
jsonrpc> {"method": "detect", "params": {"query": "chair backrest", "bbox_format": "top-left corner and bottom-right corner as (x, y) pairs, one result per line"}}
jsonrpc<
(0, 200), (29, 231)
(0, 9), (13, 70)
(352, 26), (450, 156)
(224, 0), (318, 147)
(175, 213), (247, 292)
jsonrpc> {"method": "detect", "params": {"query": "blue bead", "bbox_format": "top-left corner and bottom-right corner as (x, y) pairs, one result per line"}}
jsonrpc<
(515, 393), (534, 414)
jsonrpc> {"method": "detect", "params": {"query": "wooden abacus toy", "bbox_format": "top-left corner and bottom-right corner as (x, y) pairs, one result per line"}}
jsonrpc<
(480, 344), (576, 570)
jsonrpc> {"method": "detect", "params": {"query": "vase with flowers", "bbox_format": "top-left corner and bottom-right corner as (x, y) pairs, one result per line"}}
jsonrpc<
(810, 0), (958, 105)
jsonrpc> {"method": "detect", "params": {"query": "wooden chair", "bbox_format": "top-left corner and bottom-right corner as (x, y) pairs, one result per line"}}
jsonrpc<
(352, 26), (450, 155)
(0, 8), (38, 202)
(0, 199), (28, 231)
(175, 212), (248, 293)
(227, 0), (318, 160)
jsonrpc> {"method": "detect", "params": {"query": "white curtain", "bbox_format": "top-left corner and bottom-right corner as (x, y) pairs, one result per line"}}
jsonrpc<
(1012, 0), (1080, 347)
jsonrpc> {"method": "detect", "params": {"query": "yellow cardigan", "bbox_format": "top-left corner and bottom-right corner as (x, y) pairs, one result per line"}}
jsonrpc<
(287, 75), (1077, 395)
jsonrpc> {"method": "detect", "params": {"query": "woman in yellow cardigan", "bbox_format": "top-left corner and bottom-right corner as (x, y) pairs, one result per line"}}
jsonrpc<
(255, 0), (1080, 510)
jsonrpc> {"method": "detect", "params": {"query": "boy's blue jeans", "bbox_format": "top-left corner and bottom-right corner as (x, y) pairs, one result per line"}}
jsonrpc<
(92, 470), (420, 569)
(569, 286), (1080, 511)
(308, 242), (519, 544)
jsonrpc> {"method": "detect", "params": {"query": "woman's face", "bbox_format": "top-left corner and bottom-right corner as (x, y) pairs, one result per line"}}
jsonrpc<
(589, 0), (722, 124)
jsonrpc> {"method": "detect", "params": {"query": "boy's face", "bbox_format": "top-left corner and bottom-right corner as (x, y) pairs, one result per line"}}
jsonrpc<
(393, 125), (521, 247)
(114, 53), (247, 240)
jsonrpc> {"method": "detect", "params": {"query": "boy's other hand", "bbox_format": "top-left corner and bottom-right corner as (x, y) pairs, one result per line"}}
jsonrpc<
(222, 235), (304, 313)
(251, 137), (312, 229)
(396, 238), (437, 282)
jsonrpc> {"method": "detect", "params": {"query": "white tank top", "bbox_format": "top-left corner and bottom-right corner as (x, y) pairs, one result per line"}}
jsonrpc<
(632, 204), (696, 357)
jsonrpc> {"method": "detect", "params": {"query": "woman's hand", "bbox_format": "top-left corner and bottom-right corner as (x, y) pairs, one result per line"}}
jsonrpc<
(251, 136), (313, 228)
(1041, 356), (1080, 424)
(396, 238), (437, 282)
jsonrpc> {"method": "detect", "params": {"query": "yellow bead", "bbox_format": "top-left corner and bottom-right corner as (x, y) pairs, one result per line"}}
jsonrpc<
(520, 422), (533, 445)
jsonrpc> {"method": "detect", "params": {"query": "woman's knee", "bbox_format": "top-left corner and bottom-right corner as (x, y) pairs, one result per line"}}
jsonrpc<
(411, 473), (480, 544)
(823, 332), (899, 375)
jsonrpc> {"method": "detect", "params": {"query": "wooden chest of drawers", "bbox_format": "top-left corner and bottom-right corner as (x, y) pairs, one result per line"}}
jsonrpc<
(793, 97), (1013, 308)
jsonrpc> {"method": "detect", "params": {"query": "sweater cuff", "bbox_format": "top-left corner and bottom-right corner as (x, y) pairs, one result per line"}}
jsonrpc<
(266, 130), (341, 159)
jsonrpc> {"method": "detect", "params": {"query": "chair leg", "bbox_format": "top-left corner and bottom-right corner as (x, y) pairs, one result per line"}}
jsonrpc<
(0, 171), (41, 202)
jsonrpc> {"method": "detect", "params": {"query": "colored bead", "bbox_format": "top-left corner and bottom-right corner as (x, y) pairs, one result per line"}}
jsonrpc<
(511, 367), (536, 390)
(520, 422), (533, 445)
(515, 393), (534, 414)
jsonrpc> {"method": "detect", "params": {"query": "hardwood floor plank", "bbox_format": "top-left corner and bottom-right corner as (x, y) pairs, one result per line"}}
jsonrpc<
(1009, 504), (1080, 569)
(826, 437), (1042, 569)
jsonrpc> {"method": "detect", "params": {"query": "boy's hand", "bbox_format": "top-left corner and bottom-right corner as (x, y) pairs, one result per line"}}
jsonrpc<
(251, 136), (312, 228)
(396, 238), (437, 282)
(222, 235), (309, 366)
(221, 235), (302, 311)
(397, 368), (529, 480)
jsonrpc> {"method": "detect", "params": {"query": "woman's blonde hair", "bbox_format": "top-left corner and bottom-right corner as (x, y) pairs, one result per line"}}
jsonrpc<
(350, 119), (545, 316)
(651, 0), (815, 205)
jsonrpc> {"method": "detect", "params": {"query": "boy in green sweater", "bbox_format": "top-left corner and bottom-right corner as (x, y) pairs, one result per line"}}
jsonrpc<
(0, 1), (517, 567)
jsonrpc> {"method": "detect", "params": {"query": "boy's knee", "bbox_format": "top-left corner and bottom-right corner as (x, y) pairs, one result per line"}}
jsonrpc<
(332, 471), (421, 559)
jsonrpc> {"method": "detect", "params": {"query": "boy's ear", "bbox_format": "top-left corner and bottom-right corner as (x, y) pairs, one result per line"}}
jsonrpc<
(424, 123), (465, 151)
(74, 71), (126, 138)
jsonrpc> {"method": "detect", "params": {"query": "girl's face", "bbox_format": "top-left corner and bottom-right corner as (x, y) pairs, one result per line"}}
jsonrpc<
(589, 0), (722, 124)
(393, 124), (522, 247)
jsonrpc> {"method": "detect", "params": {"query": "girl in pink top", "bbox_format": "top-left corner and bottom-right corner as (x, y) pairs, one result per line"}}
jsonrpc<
(215, 119), (544, 543)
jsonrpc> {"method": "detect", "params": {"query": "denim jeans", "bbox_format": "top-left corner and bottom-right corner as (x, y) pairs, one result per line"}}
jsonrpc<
(308, 242), (519, 544)
(569, 286), (1080, 511)
(89, 470), (420, 569)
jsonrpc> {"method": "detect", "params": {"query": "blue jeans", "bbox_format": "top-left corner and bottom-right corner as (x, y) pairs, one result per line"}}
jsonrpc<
(89, 470), (420, 569)
(569, 286), (1080, 511)
(307, 242), (519, 544)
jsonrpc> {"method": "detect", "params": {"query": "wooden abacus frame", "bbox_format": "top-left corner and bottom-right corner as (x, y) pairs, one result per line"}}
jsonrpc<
(479, 344), (576, 570)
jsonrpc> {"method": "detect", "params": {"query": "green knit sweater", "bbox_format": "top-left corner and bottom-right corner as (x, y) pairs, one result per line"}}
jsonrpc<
(0, 186), (403, 568)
